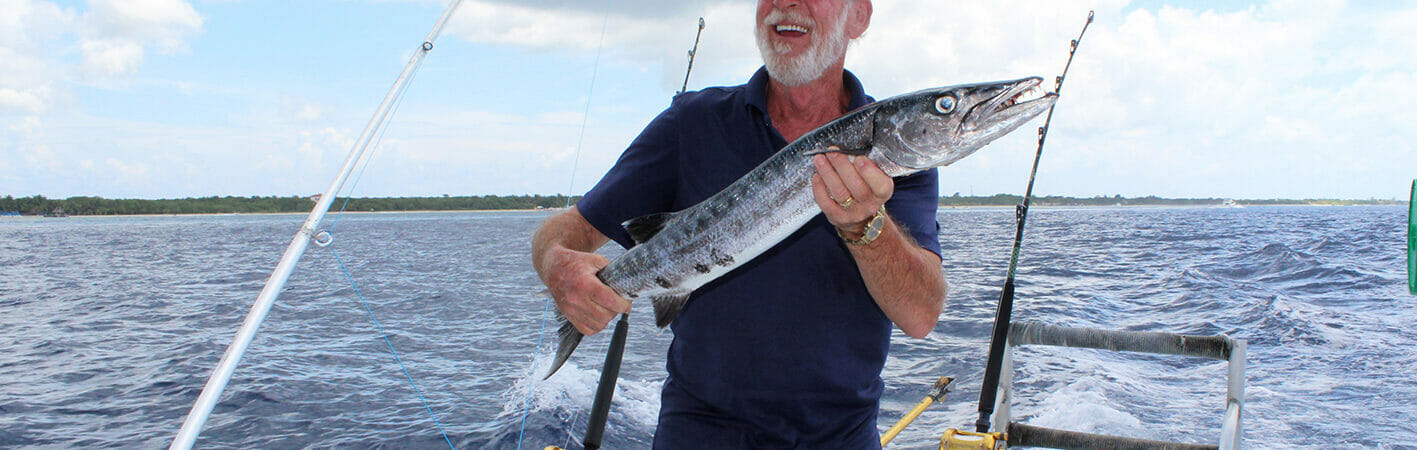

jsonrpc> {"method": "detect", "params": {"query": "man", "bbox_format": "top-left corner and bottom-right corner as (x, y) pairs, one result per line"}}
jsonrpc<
(531, 0), (945, 446)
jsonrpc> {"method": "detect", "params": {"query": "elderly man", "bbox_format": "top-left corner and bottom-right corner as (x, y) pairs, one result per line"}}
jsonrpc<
(531, 0), (945, 446)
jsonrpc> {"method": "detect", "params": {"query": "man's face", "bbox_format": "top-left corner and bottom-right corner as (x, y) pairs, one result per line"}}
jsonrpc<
(755, 0), (856, 87)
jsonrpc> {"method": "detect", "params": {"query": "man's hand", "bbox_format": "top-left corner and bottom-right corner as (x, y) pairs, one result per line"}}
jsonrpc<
(531, 208), (632, 336)
(811, 151), (894, 236)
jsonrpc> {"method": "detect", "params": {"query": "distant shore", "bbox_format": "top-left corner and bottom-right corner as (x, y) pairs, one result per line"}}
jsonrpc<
(0, 194), (1404, 217)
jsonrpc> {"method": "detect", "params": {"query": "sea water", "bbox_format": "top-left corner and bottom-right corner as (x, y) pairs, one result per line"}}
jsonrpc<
(0, 206), (1412, 448)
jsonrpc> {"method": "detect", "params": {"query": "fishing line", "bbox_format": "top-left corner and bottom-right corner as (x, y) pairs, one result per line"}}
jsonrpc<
(561, 1), (612, 209)
(329, 247), (456, 448)
(329, 44), (428, 231)
(316, 39), (454, 447)
(519, 2), (612, 449)
(974, 10), (1094, 434)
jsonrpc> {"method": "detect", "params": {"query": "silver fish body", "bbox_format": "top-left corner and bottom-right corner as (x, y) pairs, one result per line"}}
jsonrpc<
(546, 77), (1058, 378)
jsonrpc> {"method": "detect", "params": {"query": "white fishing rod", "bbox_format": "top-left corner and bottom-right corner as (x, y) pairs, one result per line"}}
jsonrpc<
(171, 1), (464, 448)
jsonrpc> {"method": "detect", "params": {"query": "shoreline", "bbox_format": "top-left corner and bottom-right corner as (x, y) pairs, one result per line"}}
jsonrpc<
(2, 203), (1406, 219)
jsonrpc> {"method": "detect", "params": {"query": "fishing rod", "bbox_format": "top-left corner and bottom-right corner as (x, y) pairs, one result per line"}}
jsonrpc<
(677, 17), (707, 96)
(579, 17), (708, 450)
(973, 10), (1094, 434)
(170, 2), (465, 448)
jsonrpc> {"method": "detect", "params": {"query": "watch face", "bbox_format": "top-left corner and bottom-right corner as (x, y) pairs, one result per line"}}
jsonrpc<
(866, 214), (884, 239)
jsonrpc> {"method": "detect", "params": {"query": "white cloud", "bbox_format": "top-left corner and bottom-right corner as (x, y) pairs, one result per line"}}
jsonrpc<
(5, 0), (1412, 199)
(80, 39), (146, 76)
(105, 157), (151, 182)
(79, 0), (203, 78)
(0, 0), (202, 114)
(412, 0), (1417, 198)
(0, 0), (76, 114)
(447, 0), (760, 91)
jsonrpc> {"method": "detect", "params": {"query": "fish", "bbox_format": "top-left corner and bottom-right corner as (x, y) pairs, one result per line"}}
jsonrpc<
(545, 77), (1058, 378)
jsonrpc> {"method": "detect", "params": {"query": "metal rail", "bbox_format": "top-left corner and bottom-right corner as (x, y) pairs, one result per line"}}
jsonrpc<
(997, 321), (1246, 450)
(169, 2), (464, 447)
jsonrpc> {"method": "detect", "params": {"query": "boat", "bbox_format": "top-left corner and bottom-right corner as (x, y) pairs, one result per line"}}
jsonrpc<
(170, 5), (1247, 449)
(880, 323), (1245, 449)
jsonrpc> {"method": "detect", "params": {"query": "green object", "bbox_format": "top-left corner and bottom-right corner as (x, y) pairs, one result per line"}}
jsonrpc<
(1409, 180), (1415, 295)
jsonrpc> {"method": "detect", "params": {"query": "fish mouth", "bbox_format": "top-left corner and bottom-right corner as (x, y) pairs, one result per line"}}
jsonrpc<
(991, 77), (1053, 115)
(961, 77), (1056, 134)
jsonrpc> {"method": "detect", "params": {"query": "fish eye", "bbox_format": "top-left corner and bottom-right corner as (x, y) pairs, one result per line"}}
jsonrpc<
(935, 95), (957, 114)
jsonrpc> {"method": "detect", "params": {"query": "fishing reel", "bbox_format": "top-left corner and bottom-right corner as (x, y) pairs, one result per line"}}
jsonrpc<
(941, 428), (1006, 450)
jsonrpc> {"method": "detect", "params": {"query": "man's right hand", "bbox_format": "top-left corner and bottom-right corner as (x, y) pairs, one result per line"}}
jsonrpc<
(540, 246), (631, 335)
(530, 207), (631, 336)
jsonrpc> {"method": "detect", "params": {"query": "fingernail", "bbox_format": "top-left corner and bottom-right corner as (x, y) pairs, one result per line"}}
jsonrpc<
(847, 155), (856, 162)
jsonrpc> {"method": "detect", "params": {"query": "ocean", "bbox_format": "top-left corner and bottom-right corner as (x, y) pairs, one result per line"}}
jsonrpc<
(0, 206), (1412, 448)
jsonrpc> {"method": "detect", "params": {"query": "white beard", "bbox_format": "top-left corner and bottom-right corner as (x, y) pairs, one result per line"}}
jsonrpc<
(755, 6), (851, 87)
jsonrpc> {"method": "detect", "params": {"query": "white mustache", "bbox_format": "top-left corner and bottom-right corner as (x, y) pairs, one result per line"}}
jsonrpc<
(763, 8), (815, 30)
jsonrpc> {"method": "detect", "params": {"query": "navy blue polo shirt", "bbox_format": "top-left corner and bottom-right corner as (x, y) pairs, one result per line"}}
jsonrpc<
(576, 67), (941, 447)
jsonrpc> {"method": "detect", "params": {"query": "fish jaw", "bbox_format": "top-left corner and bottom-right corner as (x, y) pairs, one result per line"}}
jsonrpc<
(872, 77), (1058, 171)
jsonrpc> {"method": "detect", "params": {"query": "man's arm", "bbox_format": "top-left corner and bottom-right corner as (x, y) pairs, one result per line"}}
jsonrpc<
(812, 153), (946, 338)
(530, 206), (631, 336)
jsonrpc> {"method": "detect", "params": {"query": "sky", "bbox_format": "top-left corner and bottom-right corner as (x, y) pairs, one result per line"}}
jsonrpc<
(1, 0), (1413, 200)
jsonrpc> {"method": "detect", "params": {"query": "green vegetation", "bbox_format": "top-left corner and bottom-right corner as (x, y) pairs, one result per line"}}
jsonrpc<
(0, 195), (577, 216)
(937, 193), (1406, 207)
(0, 194), (1403, 216)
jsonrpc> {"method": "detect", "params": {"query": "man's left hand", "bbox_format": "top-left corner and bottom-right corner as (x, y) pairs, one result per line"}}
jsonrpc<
(811, 151), (893, 238)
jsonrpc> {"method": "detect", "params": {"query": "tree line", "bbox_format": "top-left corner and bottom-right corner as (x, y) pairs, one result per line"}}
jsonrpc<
(0, 195), (578, 216)
(0, 194), (1401, 216)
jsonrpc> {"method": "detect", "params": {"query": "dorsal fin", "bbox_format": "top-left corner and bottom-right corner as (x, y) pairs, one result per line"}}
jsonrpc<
(623, 212), (678, 244)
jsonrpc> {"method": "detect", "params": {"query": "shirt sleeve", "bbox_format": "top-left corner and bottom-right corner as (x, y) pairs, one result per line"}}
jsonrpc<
(574, 106), (681, 249)
(886, 168), (942, 258)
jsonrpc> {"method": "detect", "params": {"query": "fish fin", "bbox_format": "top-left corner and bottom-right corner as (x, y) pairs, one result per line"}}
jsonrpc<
(651, 293), (692, 328)
(623, 212), (677, 244)
(544, 312), (584, 379)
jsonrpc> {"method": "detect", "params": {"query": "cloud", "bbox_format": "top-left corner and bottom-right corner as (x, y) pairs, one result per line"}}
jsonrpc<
(80, 0), (203, 77)
(447, 0), (761, 91)
(390, 0), (1417, 198)
(0, 0), (203, 114)
(5, 0), (1412, 199)
(0, 0), (76, 114)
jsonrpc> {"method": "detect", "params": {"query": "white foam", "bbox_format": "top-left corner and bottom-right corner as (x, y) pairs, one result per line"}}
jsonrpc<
(497, 353), (662, 427)
(1022, 379), (1144, 436)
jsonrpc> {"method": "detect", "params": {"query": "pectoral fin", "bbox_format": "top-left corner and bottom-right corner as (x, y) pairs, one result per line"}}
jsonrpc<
(651, 293), (692, 328)
(623, 212), (679, 245)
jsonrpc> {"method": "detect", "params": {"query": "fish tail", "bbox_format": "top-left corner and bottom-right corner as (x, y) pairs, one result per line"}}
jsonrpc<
(544, 312), (583, 379)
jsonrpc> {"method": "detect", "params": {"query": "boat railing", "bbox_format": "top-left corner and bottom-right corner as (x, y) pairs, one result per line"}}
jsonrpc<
(994, 321), (1245, 450)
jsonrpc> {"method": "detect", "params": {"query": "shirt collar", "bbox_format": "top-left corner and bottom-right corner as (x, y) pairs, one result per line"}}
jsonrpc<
(745, 66), (873, 115)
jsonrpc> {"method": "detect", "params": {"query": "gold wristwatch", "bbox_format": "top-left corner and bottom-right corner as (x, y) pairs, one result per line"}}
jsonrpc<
(839, 206), (886, 245)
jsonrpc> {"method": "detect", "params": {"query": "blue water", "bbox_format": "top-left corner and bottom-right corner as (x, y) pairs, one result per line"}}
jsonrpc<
(0, 206), (1412, 448)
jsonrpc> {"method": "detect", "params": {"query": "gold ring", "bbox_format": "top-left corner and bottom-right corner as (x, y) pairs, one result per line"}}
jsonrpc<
(839, 196), (855, 208)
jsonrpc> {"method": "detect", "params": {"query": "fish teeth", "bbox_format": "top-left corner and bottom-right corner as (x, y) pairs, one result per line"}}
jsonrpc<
(1017, 85), (1046, 102)
(1004, 85), (1045, 107)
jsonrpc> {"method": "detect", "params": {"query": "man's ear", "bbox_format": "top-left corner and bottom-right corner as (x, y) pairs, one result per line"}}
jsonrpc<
(846, 0), (872, 39)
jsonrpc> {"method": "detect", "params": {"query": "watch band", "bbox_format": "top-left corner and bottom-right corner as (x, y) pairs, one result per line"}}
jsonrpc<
(839, 206), (887, 245)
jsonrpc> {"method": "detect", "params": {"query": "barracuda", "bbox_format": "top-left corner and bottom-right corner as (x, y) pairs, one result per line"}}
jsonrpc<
(546, 77), (1058, 378)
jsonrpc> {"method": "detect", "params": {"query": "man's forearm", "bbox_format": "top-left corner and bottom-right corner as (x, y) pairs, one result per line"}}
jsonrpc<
(531, 207), (609, 278)
(845, 217), (946, 338)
